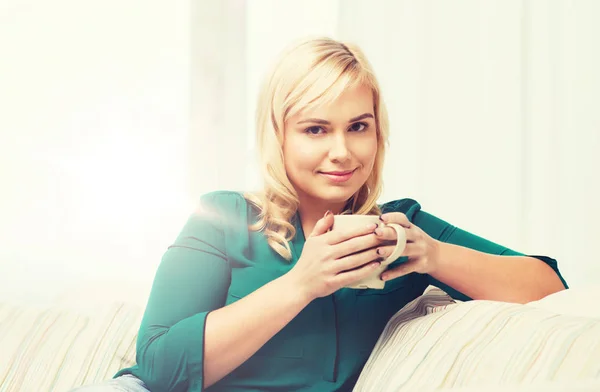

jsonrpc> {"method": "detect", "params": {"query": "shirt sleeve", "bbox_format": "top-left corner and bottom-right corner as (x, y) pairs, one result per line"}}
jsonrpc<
(411, 207), (569, 301)
(132, 192), (233, 392)
(379, 198), (569, 301)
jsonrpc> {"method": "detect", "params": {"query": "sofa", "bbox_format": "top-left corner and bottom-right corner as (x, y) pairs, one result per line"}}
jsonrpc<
(1, 285), (599, 392)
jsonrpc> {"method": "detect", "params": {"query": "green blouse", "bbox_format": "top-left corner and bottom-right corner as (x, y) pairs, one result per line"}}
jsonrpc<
(115, 191), (567, 391)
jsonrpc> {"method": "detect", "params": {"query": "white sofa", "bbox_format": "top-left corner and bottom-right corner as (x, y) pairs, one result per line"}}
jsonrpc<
(1, 285), (599, 392)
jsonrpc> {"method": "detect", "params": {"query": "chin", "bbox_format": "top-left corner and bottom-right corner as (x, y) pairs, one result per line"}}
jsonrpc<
(295, 174), (368, 206)
(313, 187), (360, 205)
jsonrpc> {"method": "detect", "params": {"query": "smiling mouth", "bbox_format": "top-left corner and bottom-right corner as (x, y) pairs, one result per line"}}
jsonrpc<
(320, 170), (354, 175)
(318, 168), (357, 183)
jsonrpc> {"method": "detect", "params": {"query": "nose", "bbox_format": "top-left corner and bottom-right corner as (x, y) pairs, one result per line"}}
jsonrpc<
(328, 133), (351, 163)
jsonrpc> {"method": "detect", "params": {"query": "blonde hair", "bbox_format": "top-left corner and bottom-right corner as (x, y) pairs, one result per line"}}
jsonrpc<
(244, 37), (389, 260)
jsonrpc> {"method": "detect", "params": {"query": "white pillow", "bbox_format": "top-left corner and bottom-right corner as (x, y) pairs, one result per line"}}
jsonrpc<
(354, 287), (600, 392)
(0, 299), (142, 392)
(526, 285), (600, 319)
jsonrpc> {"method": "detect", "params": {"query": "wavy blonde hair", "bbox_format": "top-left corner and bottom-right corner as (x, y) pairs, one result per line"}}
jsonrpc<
(244, 36), (390, 261)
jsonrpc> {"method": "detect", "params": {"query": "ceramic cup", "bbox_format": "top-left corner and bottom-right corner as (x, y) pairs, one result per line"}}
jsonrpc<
(332, 214), (407, 290)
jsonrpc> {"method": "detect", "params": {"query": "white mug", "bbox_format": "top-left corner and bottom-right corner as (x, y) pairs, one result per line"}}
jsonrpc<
(332, 214), (407, 290)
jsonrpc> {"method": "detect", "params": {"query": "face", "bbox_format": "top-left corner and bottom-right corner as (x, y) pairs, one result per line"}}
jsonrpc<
(283, 84), (378, 211)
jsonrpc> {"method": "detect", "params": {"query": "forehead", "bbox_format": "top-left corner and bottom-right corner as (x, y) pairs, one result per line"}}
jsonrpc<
(289, 84), (374, 124)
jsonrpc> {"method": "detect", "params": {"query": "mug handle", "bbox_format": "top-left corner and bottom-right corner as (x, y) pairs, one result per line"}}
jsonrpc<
(381, 223), (407, 266)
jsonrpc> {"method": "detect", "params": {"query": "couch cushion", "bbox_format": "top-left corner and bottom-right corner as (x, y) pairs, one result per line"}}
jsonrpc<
(354, 287), (600, 392)
(0, 300), (142, 392)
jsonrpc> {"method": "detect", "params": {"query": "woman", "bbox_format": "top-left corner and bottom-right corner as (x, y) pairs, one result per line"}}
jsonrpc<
(74, 37), (567, 392)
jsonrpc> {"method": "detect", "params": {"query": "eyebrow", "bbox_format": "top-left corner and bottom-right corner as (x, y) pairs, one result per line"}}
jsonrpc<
(297, 112), (374, 125)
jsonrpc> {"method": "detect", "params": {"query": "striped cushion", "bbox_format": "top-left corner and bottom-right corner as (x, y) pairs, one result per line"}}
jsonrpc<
(355, 288), (600, 392)
(0, 300), (142, 392)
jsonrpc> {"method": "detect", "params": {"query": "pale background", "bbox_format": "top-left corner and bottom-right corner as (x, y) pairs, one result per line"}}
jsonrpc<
(1, 0), (599, 306)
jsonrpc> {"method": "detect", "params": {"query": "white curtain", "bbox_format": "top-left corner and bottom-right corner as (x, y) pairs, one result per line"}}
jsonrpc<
(1, 0), (598, 304)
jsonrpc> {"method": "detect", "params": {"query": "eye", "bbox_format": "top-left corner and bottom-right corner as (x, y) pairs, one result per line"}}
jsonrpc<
(305, 126), (325, 135)
(349, 122), (368, 132)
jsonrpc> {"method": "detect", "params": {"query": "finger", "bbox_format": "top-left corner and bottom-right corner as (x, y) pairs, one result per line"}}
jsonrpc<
(323, 221), (378, 245)
(373, 244), (396, 259)
(333, 247), (381, 273)
(330, 231), (380, 259)
(375, 243), (420, 259)
(380, 260), (419, 281)
(379, 212), (412, 229)
(309, 211), (335, 238)
(334, 260), (382, 287)
(376, 224), (419, 244)
(373, 225), (399, 242)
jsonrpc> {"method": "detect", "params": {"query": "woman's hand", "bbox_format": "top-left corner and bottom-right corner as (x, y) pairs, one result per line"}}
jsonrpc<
(286, 211), (384, 301)
(374, 212), (442, 281)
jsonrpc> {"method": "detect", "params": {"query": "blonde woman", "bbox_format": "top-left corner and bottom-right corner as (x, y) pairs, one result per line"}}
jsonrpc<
(74, 37), (567, 392)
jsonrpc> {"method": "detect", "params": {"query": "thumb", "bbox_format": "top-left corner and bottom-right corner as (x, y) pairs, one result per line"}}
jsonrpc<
(309, 211), (334, 238)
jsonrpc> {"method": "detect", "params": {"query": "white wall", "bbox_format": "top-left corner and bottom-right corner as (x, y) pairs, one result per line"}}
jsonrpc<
(522, 0), (600, 290)
(0, 0), (191, 304)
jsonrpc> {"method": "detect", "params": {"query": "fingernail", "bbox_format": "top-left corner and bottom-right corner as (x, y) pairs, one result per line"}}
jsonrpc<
(366, 223), (377, 230)
(380, 274), (387, 281)
(373, 228), (382, 236)
(376, 248), (384, 256)
(324, 210), (332, 217)
(379, 215), (386, 222)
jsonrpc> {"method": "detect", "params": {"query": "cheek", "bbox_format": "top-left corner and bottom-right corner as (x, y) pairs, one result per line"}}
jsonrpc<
(355, 136), (378, 168)
(283, 136), (321, 174)
(298, 138), (320, 161)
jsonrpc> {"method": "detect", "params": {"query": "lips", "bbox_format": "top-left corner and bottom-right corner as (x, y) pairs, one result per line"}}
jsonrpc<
(319, 168), (356, 183)
(320, 170), (354, 176)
